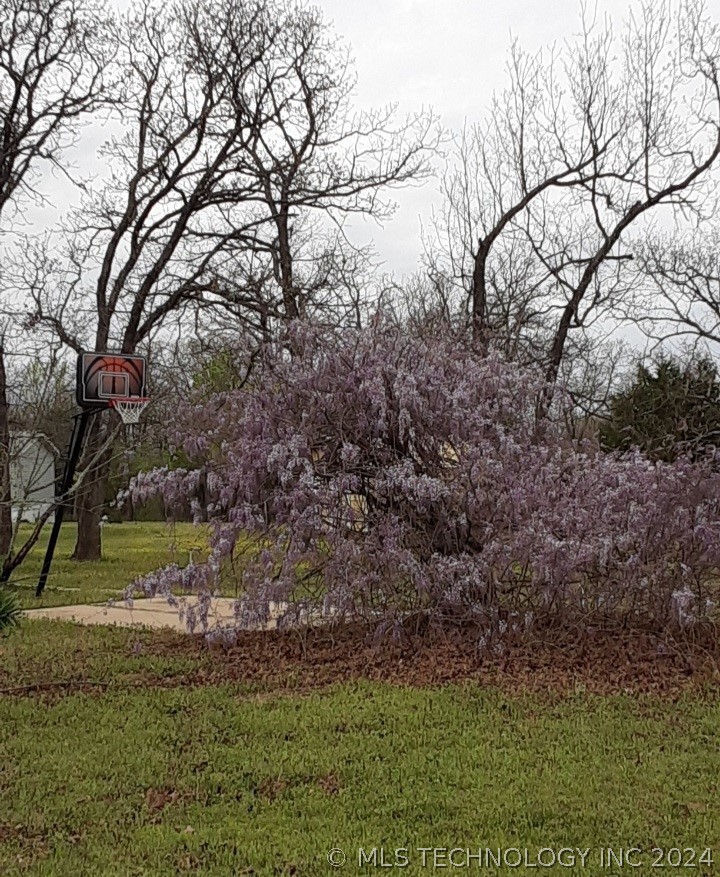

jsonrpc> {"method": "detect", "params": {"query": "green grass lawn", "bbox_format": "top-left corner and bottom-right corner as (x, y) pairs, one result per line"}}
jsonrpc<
(1, 621), (719, 876)
(2, 525), (720, 875)
(7, 522), (210, 610)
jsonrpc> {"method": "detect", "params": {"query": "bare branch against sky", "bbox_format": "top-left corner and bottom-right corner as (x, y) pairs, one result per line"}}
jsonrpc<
(12, 0), (692, 280)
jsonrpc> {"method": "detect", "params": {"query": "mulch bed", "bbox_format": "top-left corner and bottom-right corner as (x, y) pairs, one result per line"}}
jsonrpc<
(4, 623), (720, 700)
(137, 622), (720, 699)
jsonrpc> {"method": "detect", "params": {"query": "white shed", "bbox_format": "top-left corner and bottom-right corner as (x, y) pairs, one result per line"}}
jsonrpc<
(9, 432), (58, 523)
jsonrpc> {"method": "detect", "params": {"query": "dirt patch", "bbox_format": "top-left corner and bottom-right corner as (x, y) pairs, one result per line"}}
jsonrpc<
(0, 821), (51, 861)
(144, 786), (183, 819)
(316, 772), (342, 796)
(257, 777), (289, 801)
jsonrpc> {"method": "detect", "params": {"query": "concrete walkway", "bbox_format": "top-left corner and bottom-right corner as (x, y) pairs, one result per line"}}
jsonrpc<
(24, 596), (286, 632)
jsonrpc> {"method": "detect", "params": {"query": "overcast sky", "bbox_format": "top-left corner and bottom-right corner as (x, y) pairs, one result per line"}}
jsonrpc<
(24, 0), (712, 356)
(34, 0), (642, 282)
(314, 0), (639, 279)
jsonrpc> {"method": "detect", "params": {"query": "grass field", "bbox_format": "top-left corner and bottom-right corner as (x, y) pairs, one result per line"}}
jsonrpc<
(0, 620), (719, 876)
(7, 522), (209, 609)
(2, 525), (720, 875)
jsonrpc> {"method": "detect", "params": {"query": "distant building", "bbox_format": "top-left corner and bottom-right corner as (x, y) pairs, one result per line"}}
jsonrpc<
(8, 432), (58, 523)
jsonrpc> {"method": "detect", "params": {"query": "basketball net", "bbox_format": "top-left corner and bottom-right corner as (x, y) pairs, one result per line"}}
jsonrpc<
(109, 397), (150, 429)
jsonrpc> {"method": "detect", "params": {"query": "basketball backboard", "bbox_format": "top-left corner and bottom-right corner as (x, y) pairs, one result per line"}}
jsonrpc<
(76, 352), (147, 408)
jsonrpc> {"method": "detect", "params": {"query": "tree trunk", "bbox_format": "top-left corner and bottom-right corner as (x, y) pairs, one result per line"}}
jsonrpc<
(71, 415), (111, 561)
(124, 480), (135, 522)
(278, 214), (299, 319)
(0, 345), (13, 562)
(119, 452), (134, 522)
(471, 242), (489, 342)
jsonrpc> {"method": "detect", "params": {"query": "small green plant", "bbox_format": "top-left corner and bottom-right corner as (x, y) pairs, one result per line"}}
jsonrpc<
(0, 587), (21, 632)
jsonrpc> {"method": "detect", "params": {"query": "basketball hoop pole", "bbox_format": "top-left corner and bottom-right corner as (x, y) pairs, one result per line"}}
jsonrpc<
(36, 408), (99, 597)
(35, 350), (150, 596)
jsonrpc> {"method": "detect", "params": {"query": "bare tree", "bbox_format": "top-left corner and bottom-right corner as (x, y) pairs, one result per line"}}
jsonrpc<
(631, 226), (720, 351)
(542, 0), (720, 390)
(191, 0), (439, 335)
(0, 343), (12, 560)
(0, 0), (115, 575)
(23, 0), (280, 559)
(428, 0), (720, 402)
(21, 0), (438, 560)
(0, 342), (65, 570)
(427, 32), (621, 346)
(0, 0), (114, 224)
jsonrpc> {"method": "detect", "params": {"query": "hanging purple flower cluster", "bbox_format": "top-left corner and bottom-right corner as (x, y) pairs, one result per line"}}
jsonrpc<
(129, 322), (720, 641)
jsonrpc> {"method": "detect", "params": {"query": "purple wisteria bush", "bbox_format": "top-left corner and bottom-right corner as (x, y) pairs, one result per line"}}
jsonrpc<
(129, 322), (720, 643)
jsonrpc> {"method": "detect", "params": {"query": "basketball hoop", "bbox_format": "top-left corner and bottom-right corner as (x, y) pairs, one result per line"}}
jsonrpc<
(109, 397), (150, 426)
(36, 351), (152, 598)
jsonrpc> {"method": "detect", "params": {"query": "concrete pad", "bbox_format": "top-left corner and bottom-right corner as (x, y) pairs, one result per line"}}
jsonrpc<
(24, 596), (288, 633)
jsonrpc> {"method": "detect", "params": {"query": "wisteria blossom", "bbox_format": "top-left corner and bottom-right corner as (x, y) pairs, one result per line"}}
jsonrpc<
(128, 322), (720, 642)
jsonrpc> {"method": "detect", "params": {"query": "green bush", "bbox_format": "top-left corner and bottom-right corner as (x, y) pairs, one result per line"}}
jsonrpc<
(600, 354), (720, 461)
(0, 587), (21, 632)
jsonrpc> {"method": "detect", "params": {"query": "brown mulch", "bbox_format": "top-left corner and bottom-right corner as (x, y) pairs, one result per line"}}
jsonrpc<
(132, 622), (720, 699)
(4, 622), (720, 700)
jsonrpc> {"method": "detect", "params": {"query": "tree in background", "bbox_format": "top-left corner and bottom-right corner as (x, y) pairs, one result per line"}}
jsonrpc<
(20, 0), (437, 561)
(0, 345), (74, 563)
(600, 353), (720, 462)
(633, 228), (720, 353)
(0, 0), (115, 225)
(426, 0), (720, 399)
(193, 0), (438, 334)
(0, 0), (114, 575)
